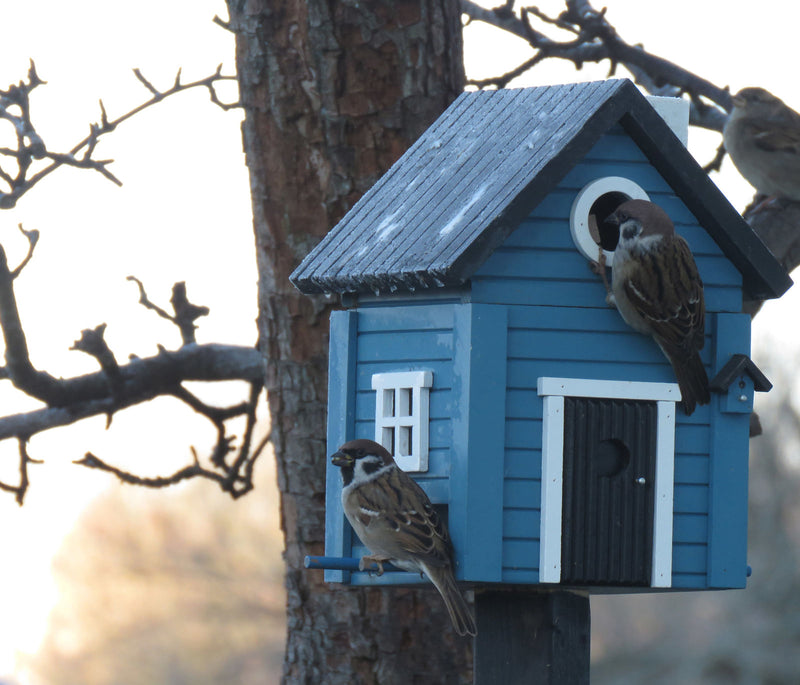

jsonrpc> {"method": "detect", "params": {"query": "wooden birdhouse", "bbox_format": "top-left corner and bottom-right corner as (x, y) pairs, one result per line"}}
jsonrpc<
(291, 79), (791, 593)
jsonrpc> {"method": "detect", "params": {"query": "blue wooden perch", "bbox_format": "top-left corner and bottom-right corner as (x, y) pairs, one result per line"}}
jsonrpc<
(304, 556), (402, 573)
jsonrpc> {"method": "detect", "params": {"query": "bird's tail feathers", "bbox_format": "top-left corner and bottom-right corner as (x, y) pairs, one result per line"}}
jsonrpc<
(671, 350), (710, 416)
(424, 563), (477, 637)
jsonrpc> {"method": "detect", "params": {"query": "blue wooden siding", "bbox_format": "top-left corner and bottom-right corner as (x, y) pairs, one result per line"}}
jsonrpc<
(450, 304), (507, 582)
(707, 313), (751, 588)
(353, 303), (456, 496)
(499, 302), (721, 587)
(471, 129), (743, 314)
(325, 310), (358, 584)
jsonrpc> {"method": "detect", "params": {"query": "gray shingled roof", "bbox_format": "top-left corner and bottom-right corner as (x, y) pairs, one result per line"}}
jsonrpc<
(290, 79), (790, 300)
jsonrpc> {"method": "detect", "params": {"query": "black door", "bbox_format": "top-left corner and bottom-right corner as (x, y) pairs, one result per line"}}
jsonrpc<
(560, 397), (656, 586)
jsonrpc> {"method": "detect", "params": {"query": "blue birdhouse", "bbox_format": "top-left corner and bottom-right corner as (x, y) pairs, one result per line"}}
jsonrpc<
(291, 79), (791, 593)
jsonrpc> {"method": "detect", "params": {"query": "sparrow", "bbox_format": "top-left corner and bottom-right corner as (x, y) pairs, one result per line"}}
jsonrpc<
(723, 87), (800, 202)
(331, 438), (477, 637)
(601, 199), (710, 415)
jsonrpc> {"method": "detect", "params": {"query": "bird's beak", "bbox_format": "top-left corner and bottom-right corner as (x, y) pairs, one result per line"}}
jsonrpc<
(331, 451), (353, 467)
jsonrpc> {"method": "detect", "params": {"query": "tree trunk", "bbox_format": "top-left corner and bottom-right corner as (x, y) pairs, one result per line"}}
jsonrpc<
(226, 1), (468, 682)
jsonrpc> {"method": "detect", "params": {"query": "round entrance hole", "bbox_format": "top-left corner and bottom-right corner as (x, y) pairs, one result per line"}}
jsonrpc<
(589, 191), (630, 252)
(569, 177), (649, 266)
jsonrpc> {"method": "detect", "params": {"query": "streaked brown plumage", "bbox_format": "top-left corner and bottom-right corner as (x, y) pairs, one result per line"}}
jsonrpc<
(723, 87), (800, 201)
(331, 439), (476, 637)
(606, 200), (709, 415)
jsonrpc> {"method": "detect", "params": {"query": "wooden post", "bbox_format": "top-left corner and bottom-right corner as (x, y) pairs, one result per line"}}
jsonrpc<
(474, 589), (590, 684)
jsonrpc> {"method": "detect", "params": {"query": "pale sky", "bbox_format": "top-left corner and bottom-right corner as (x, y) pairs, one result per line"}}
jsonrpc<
(1, 1), (799, 682)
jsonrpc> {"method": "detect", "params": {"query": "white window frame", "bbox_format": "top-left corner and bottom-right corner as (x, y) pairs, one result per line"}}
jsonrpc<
(371, 370), (433, 472)
(537, 377), (678, 588)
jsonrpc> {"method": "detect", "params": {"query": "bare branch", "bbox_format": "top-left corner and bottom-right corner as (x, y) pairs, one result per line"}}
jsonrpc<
(10, 224), (39, 278)
(703, 142), (728, 174)
(75, 451), (226, 489)
(71, 324), (121, 377)
(470, 54), (544, 90)
(0, 60), (260, 503)
(170, 282), (210, 345)
(0, 439), (41, 506)
(0, 229), (264, 485)
(0, 62), (239, 208)
(461, 0), (732, 128)
(70, 324), (124, 420)
(0, 240), (66, 403)
(133, 68), (162, 98)
(127, 277), (210, 345)
(223, 380), (267, 495)
(169, 383), (252, 423)
(0, 343), (264, 442)
(73, 419), (270, 499)
(213, 15), (233, 32)
(127, 275), (172, 321)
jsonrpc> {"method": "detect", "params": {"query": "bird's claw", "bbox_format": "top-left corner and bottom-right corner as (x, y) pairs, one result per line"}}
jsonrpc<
(359, 556), (385, 576)
(589, 249), (607, 275)
(590, 248), (613, 297)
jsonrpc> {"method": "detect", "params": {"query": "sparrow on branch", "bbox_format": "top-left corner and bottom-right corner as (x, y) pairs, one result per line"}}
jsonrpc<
(331, 439), (477, 637)
(595, 200), (710, 415)
(723, 87), (800, 202)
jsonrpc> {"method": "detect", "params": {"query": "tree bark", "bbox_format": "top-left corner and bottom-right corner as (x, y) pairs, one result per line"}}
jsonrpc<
(226, 1), (468, 682)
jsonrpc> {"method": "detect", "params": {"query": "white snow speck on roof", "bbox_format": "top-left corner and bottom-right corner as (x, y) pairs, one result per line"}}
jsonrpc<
(439, 182), (490, 237)
(375, 211), (400, 241)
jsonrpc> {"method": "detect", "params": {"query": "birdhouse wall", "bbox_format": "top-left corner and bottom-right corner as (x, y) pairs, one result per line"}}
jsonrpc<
(325, 301), (463, 585)
(326, 299), (516, 586)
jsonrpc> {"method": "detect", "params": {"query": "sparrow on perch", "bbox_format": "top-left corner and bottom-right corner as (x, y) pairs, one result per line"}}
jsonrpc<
(595, 199), (710, 415)
(331, 439), (477, 637)
(723, 87), (800, 202)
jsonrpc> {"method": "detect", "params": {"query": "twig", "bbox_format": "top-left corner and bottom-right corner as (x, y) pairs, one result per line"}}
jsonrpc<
(75, 451), (226, 489)
(74, 421), (270, 498)
(703, 142), (728, 174)
(9, 225), (39, 278)
(0, 239), (66, 404)
(0, 62), (239, 209)
(71, 324), (122, 380)
(0, 440), (43, 506)
(128, 277), (210, 345)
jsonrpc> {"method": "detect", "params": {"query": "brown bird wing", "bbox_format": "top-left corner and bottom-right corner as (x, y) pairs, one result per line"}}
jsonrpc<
(351, 467), (453, 568)
(623, 235), (705, 355)
(745, 120), (800, 155)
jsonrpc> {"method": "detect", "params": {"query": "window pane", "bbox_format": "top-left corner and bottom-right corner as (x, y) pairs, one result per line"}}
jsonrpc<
(383, 389), (395, 418)
(398, 426), (412, 457)
(398, 388), (413, 417)
(382, 426), (395, 453)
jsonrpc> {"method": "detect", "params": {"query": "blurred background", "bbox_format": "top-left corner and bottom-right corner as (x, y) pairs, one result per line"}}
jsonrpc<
(0, 1), (798, 683)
